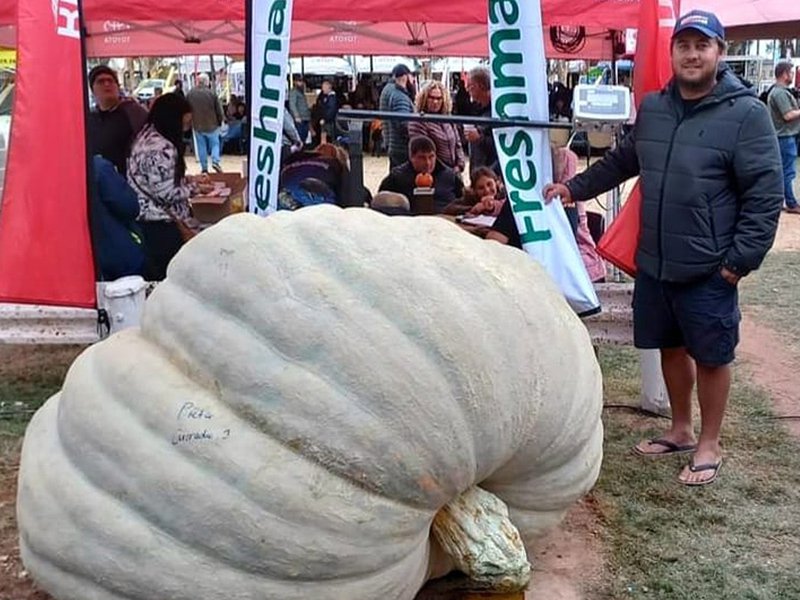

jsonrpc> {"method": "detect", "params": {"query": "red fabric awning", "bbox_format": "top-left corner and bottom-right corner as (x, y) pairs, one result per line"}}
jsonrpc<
(0, 0), (642, 28)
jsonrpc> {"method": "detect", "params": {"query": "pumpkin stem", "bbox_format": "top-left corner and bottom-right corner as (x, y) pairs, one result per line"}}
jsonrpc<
(430, 486), (531, 592)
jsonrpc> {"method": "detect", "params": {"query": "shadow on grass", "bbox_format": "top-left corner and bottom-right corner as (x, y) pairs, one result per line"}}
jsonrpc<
(596, 346), (800, 600)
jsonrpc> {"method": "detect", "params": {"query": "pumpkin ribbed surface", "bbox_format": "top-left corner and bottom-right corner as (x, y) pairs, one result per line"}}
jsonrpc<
(18, 206), (603, 600)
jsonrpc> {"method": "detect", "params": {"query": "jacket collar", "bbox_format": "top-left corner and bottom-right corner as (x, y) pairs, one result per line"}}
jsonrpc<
(664, 63), (755, 114)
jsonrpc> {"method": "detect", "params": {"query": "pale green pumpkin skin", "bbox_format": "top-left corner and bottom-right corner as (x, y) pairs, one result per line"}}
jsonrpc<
(18, 206), (603, 600)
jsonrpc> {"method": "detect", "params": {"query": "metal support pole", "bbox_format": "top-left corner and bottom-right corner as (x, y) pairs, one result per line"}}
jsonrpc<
(345, 118), (365, 207)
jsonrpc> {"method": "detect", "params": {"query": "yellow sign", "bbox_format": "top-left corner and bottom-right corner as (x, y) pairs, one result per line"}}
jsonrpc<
(0, 49), (16, 69)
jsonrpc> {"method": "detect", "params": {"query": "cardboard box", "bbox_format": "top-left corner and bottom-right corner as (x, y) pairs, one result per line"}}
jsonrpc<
(190, 173), (247, 223)
(411, 187), (436, 216)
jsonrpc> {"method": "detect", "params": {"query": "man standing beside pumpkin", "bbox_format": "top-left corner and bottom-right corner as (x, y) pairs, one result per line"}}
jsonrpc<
(544, 11), (783, 485)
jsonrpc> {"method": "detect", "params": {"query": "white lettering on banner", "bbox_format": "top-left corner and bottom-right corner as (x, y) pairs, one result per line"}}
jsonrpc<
(53, 0), (80, 39)
(248, 0), (294, 215)
(488, 0), (600, 315)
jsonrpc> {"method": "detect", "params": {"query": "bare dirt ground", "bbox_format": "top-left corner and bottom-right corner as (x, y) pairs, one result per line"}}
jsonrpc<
(526, 498), (606, 600)
(0, 446), (51, 600)
(737, 211), (800, 438)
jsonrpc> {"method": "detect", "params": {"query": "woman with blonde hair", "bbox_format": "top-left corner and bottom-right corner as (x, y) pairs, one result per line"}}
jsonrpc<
(408, 80), (465, 173)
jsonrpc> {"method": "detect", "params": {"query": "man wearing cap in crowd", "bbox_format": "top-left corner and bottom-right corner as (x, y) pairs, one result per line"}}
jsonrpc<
(545, 11), (782, 486)
(766, 61), (800, 214)
(379, 63), (415, 170)
(87, 65), (148, 176)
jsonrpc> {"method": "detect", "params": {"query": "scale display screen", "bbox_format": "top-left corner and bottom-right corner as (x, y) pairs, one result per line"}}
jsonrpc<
(573, 84), (631, 122)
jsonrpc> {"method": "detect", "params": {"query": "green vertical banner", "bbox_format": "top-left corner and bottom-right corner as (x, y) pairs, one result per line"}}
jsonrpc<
(488, 0), (600, 316)
(247, 0), (294, 216)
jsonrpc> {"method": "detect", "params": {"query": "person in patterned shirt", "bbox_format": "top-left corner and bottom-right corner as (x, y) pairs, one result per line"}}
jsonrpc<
(127, 93), (206, 280)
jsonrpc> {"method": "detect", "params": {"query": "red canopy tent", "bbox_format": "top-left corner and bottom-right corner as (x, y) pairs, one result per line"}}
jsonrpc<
(0, 0), (641, 28)
(5, 0), (796, 308)
(0, 0), (639, 59)
(682, 0), (800, 39)
(0, 0), (642, 309)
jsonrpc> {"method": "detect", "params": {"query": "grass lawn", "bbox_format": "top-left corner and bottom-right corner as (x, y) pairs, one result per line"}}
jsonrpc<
(592, 249), (800, 600)
(596, 346), (800, 600)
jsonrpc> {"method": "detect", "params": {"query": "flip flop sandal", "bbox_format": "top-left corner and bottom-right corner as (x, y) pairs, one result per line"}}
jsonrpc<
(679, 459), (723, 487)
(632, 437), (697, 457)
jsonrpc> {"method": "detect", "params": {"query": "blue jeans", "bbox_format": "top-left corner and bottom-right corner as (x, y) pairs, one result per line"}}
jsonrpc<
(295, 120), (309, 146)
(778, 135), (798, 208)
(221, 121), (243, 144)
(194, 129), (221, 172)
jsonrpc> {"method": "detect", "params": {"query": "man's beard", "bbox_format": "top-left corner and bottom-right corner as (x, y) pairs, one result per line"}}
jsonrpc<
(675, 70), (717, 93)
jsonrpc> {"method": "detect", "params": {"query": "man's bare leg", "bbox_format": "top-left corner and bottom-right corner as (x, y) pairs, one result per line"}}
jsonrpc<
(678, 363), (729, 484)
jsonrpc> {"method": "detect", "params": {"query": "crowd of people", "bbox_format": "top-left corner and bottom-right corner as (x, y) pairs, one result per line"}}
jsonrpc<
(84, 58), (612, 289)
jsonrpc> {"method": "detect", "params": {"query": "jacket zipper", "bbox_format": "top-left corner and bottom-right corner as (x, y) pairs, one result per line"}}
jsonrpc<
(707, 201), (719, 252)
(656, 117), (684, 280)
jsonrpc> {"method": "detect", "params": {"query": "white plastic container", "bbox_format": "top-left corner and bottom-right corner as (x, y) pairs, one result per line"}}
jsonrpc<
(639, 349), (670, 415)
(97, 276), (147, 335)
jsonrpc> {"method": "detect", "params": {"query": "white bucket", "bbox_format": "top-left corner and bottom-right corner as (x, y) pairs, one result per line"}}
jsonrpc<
(639, 349), (670, 416)
(98, 276), (147, 335)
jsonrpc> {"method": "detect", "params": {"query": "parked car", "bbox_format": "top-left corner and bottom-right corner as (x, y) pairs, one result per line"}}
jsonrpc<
(133, 78), (166, 102)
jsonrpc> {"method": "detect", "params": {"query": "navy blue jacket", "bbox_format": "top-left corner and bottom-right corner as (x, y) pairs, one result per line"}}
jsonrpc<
(379, 160), (463, 214)
(91, 156), (145, 280)
(567, 65), (783, 282)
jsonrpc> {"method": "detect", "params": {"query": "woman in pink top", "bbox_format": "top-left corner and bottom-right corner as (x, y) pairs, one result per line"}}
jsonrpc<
(553, 146), (606, 283)
(408, 81), (465, 173)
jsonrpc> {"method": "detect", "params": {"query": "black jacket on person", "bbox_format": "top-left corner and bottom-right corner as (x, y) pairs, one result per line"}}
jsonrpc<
(87, 100), (148, 176)
(379, 160), (463, 214)
(469, 101), (499, 173)
(566, 65), (783, 283)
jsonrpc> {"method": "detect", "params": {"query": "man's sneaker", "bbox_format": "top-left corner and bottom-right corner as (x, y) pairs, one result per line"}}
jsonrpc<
(784, 206), (800, 214)
(212, 163), (224, 174)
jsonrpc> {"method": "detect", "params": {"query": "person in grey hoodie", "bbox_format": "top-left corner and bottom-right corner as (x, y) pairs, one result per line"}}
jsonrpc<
(288, 76), (312, 147)
(545, 11), (782, 487)
(379, 64), (415, 169)
(186, 73), (225, 173)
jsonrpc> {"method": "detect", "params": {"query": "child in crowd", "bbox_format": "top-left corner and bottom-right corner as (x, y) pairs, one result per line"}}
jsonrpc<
(442, 167), (505, 216)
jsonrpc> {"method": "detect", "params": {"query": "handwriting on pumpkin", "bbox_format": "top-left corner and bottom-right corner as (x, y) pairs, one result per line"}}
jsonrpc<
(171, 427), (231, 446)
(177, 402), (213, 421)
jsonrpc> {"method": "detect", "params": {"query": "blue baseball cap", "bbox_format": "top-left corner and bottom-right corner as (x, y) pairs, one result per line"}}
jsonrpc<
(673, 10), (725, 40)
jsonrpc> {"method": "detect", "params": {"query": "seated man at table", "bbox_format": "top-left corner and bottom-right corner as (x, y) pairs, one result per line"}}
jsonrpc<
(378, 135), (463, 214)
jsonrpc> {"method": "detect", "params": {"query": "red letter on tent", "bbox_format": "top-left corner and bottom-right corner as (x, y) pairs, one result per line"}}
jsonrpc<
(0, 0), (95, 307)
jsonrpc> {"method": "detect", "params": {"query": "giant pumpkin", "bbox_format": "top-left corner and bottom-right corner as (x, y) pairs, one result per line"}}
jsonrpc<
(17, 206), (603, 599)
